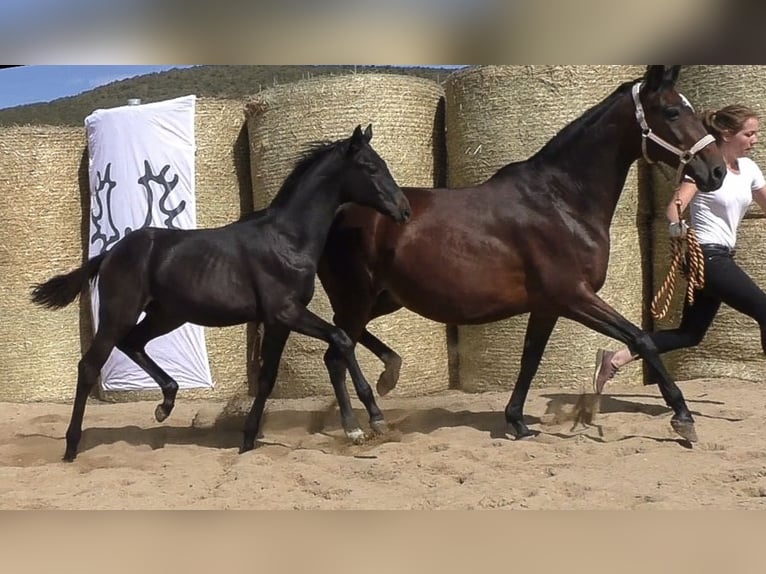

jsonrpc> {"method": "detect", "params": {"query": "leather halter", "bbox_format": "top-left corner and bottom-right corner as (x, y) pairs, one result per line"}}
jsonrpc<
(632, 82), (716, 185)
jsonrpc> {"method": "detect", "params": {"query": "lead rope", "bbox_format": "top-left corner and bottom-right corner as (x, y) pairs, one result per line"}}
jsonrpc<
(650, 198), (706, 320)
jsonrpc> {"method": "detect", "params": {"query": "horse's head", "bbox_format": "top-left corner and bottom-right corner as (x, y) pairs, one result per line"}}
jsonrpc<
(636, 65), (726, 192)
(339, 124), (412, 223)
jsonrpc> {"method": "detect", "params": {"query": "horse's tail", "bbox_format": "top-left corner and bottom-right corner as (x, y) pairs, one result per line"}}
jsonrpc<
(30, 252), (107, 309)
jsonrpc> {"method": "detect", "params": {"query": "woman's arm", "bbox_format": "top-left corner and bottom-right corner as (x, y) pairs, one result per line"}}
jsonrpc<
(752, 185), (766, 213)
(665, 180), (699, 223)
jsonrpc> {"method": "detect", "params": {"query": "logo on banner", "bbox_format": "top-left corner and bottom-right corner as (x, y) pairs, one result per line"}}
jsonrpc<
(91, 160), (187, 254)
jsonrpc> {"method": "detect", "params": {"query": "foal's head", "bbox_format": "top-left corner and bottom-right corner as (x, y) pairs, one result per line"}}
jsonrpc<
(336, 124), (412, 223)
(636, 65), (726, 192)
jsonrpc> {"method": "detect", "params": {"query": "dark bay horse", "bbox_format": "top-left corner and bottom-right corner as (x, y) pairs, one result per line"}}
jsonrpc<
(31, 124), (411, 461)
(317, 66), (726, 444)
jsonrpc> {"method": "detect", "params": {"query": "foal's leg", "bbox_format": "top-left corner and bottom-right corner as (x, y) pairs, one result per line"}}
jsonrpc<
(504, 312), (559, 439)
(325, 294), (399, 435)
(64, 329), (125, 461)
(323, 344), (366, 441)
(564, 290), (696, 442)
(117, 309), (185, 423)
(64, 277), (146, 461)
(241, 326), (289, 453)
(284, 304), (383, 442)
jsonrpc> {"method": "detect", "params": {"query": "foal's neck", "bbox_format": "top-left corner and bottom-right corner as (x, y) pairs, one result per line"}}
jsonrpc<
(267, 161), (345, 254)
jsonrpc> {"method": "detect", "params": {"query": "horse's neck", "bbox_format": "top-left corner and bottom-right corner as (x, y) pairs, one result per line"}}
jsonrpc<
(531, 94), (641, 224)
(267, 169), (343, 255)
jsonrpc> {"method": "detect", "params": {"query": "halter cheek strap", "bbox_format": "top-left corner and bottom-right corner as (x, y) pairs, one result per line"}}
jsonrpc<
(632, 82), (716, 185)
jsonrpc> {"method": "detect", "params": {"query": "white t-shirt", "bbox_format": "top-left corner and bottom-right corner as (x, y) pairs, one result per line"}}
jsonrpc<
(688, 156), (766, 248)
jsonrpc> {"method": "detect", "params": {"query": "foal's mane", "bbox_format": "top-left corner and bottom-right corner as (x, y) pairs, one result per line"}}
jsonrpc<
(531, 79), (638, 162)
(277, 138), (346, 196)
(238, 137), (347, 222)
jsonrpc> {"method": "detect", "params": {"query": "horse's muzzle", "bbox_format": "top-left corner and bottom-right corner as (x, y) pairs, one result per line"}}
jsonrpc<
(693, 165), (725, 193)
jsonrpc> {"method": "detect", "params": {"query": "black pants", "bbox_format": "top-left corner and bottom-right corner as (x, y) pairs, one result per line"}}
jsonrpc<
(651, 244), (766, 354)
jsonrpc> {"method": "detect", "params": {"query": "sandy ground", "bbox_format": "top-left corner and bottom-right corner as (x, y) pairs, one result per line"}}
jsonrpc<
(2, 377), (766, 509)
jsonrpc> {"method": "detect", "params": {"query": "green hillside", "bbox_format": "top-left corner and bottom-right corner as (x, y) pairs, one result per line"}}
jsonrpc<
(0, 65), (455, 127)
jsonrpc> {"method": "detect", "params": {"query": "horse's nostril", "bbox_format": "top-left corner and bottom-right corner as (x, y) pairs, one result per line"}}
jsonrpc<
(714, 166), (725, 182)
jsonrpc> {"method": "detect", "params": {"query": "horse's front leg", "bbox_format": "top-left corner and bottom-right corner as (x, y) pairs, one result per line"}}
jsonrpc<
(280, 304), (380, 444)
(505, 312), (558, 439)
(564, 290), (697, 442)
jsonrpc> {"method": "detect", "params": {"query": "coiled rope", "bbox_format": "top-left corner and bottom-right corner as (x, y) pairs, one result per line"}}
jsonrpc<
(650, 199), (706, 320)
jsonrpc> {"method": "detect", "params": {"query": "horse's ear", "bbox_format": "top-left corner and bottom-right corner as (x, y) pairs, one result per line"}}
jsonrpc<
(665, 65), (681, 86)
(363, 124), (373, 142)
(347, 124), (365, 155)
(644, 65), (681, 91)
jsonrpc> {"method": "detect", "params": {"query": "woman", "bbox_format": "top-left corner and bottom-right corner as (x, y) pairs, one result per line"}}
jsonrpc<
(593, 104), (766, 393)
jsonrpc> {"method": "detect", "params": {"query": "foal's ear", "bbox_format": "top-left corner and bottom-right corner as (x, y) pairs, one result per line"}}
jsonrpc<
(363, 124), (373, 142)
(352, 124), (364, 141)
(644, 65), (681, 91)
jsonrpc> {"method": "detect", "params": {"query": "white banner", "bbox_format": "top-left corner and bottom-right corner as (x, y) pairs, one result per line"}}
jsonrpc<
(85, 95), (213, 392)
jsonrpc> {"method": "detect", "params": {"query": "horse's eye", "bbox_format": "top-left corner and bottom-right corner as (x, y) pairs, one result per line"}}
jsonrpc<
(664, 107), (680, 120)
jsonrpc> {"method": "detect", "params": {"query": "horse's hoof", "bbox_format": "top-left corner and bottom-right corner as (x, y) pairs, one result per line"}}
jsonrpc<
(239, 442), (255, 454)
(376, 360), (401, 396)
(154, 404), (170, 423)
(62, 451), (76, 462)
(376, 374), (396, 397)
(346, 428), (366, 445)
(513, 430), (539, 441)
(508, 424), (538, 440)
(370, 419), (388, 435)
(671, 419), (698, 443)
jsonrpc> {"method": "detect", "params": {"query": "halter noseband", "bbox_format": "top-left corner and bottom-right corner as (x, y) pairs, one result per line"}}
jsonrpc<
(632, 82), (716, 185)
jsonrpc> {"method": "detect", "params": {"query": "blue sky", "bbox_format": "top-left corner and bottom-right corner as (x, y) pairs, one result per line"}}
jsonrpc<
(0, 66), (192, 110)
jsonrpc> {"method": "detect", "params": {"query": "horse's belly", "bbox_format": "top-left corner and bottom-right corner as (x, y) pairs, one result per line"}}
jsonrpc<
(385, 271), (529, 325)
(152, 285), (258, 327)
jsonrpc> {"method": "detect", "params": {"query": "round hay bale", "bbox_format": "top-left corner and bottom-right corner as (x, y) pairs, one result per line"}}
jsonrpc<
(246, 73), (449, 399)
(447, 65), (651, 392)
(100, 97), (254, 403)
(0, 126), (87, 402)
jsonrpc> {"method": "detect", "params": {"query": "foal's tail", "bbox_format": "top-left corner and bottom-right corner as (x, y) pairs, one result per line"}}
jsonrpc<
(30, 252), (107, 309)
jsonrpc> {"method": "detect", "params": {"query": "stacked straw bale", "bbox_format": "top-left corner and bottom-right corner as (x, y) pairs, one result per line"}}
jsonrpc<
(447, 65), (652, 392)
(101, 97), (254, 403)
(649, 66), (766, 383)
(0, 126), (87, 402)
(246, 73), (449, 398)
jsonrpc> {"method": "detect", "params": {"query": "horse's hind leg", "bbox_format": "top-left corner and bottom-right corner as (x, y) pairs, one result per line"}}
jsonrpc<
(117, 308), (185, 423)
(564, 291), (696, 442)
(241, 325), (289, 452)
(64, 271), (147, 461)
(505, 312), (558, 439)
(64, 330), (123, 461)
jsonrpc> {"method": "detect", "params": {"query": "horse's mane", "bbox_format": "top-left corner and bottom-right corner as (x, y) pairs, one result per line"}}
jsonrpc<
(530, 79), (639, 162)
(277, 138), (346, 196)
(238, 137), (347, 222)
